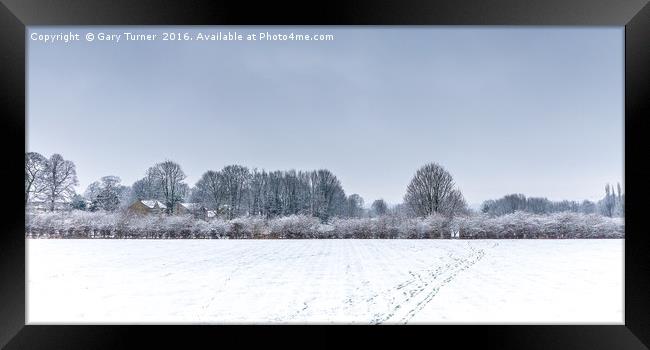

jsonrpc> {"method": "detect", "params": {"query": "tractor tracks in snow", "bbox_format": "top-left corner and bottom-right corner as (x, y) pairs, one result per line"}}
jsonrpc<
(371, 241), (491, 324)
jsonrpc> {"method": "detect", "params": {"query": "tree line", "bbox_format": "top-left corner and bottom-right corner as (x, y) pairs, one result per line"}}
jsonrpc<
(26, 151), (623, 224)
(480, 183), (624, 218)
(26, 152), (470, 221)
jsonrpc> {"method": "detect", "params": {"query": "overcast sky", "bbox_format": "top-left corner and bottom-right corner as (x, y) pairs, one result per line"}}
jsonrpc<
(27, 27), (623, 207)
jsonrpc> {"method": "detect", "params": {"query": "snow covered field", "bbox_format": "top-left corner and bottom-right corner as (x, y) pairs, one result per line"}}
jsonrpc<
(27, 239), (623, 324)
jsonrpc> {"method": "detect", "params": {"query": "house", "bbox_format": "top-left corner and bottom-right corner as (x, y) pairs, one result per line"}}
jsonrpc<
(128, 200), (167, 215)
(175, 202), (203, 215)
(175, 202), (220, 220)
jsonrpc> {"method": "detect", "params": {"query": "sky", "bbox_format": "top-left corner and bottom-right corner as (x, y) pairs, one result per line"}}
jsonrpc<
(27, 27), (624, 207)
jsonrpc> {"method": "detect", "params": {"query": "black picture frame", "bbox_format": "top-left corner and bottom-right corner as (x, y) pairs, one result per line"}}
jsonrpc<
(1, 0), (648, 348)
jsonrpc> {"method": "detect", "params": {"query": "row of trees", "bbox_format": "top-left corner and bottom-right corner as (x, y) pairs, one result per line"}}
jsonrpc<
(27, 152), (464, 222)
(480, 183), (625, 218)
(129, 163), (359, 221)
(192, 167), (358, 221)
(25, 153), (79, 210)
(26, 153), (393, 221)
(27, 151), (623, 226)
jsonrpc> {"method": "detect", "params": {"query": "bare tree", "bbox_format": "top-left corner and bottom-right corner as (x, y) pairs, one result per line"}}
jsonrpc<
(149, 160), (187, 214)
(220, 165), (250, 219)
(265, 170), (284, 217)
(616, 182), (624, 217)
(247, 168), (268, 216)
(245, 169), (320, 219)
(25, 152), (48, 203)
(131, 168), (163, 201)
(309, 169), (346, 221)
(439, 189), (467, 216)
(86, 176), (127, 211)
(526, 197), (551, 214)
(391, 203), (415, 219)
(601, 183), (616, 217)
(282, 170), (301, 215)
(42, 154), (79, 211)
(480, 199), (496, 214)
(194, 170), (224, 209)
(346, 194), (365, 218)
(118, 185), (134, 209)
(481, 193), (527, 216)
(371, 199), (389, 217)
(580, 200), (597, 214)
(84, 181), (103, 202)
(404, 163), (466, 217)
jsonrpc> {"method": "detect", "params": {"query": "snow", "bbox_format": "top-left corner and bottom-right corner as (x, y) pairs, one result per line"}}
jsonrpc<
(26, 239), (623, 324)
(140, 200), (166, 209)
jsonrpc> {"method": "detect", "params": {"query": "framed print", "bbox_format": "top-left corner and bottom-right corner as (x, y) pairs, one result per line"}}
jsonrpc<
(1, 0), (649, 348)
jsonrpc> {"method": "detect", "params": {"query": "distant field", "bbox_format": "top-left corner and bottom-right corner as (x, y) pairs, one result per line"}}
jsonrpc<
(27, 239), (623, 324)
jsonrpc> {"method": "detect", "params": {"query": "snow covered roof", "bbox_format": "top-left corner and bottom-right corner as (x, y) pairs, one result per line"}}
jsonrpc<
(140, 200), (167, 209)
(179, 202), (201, 210)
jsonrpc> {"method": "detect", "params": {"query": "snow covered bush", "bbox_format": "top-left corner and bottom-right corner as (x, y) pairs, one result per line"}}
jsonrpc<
(316, 223), (336, 239)
(189, 219), (212, 239)
(26, 210), (66, 237)
(370, 216), (400, 239)
(25, 210), (624, 239)
(421, 213), (449, 239)
(330, 218), (372, 238)
(455, 211), (623, 239)
(159, 215), (195, 238)
(124, 214), (158, 238)
(206, 219), (230, 239)
(269, 215), (320, 239)
(227, 216), (267, 239)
